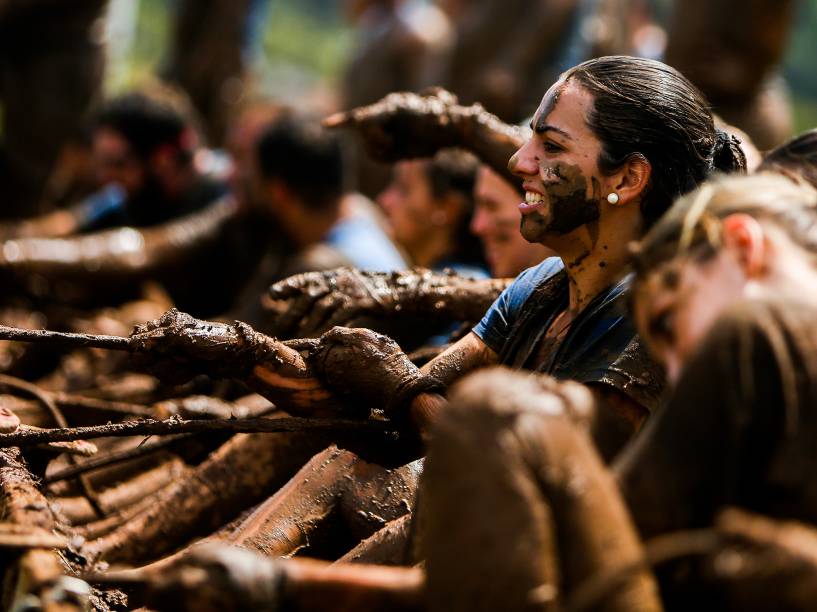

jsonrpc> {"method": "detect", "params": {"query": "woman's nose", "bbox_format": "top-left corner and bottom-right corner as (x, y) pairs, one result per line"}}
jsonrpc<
(508, 139), (539, 177)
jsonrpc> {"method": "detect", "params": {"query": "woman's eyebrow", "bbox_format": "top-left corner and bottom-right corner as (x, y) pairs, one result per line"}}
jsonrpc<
(529, 119), (572, 140)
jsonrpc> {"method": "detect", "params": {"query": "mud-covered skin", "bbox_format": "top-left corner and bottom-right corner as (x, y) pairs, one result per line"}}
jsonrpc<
(326, 89), (526, 184)
(703, 508), (817, 611)
(519, 162), (601, 241)
(145, 543), (284, 612)
(128, 309), (342, 417)
(222, 447), (420, 558)
(338, 513), (413, 566)
(55, 458), (189, 526)
(267, 267), (510, 339)
(313, 327), (443, 417)
(0, 198), (237, 302)
(129, 309), (276, 378)
(421, 368), (661, 612)
(142, 547), (425, 612)
(83, 430), (332, 564)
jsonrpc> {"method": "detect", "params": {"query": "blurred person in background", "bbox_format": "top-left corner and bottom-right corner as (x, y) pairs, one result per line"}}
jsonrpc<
(228, 112), (407, 330)
(0, 91), (228, 239)
(250, 113), (405, 273)
(472, 164), (560, 278)
(378, 150), (488, 278)
(758, 129), (817, 189)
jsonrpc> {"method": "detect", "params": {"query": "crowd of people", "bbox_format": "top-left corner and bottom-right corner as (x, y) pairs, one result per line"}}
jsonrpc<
(2, 3), (817, 612)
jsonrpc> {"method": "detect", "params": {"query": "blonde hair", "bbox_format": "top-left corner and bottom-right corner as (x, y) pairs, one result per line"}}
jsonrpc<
(633, 173), (817, 277)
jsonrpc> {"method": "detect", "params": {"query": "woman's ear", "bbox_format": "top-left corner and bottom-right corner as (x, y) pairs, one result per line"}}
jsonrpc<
(721, 213), (766, 277)
(609, 155), (652, 207)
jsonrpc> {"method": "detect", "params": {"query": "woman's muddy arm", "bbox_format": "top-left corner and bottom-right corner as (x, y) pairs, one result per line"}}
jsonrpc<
(128, 309), (342, 418)
(325, 90), (526, 183)
(408, 333), (499, 434)
(267, 268), (510, 338)
(420, 332), (499, 386)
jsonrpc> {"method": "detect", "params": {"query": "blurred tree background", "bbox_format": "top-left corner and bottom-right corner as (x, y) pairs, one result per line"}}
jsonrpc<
(3, 0), (815, 142)
(104, 0), (817, 136)
(783, 0), (817, 130)
(104, 0), (353, 114)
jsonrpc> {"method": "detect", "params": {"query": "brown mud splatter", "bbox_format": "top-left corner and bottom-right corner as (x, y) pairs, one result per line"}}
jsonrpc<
(520, 162), (600, 241)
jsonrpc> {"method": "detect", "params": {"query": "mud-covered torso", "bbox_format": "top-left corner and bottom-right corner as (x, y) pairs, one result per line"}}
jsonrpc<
(474, 262), (664, 413)
(619, 296), (817, 536)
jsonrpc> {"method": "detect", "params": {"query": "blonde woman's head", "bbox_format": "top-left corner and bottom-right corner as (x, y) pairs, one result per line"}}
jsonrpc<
(631, 173), (817, 384)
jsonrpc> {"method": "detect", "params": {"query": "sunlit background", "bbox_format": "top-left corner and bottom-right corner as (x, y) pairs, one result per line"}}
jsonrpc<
(101, 0), (817, 133)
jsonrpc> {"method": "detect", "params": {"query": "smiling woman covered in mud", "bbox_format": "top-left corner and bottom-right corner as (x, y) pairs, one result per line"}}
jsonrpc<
(382, 55), (748, 455)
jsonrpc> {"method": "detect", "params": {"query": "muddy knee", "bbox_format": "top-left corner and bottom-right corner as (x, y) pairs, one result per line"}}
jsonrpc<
(420, 368), (589, 612)
(421, 368), (655, 612)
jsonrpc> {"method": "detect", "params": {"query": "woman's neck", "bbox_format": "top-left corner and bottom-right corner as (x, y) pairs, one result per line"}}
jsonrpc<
(554, 222), (636, 317)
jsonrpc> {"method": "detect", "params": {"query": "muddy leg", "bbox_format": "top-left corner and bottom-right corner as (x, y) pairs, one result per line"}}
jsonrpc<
(338, 458), (420, 543)
(54, 458), (188, 525)
(229, 445), (357, 557)
(338, 514), (414, 566)
(421, 368), (662, 612)
(228, 448), (420, 558)
(142, 544), (425, 612)
(85, 430), (330, 564)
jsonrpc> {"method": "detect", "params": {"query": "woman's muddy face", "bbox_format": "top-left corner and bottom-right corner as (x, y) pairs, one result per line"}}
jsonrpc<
(634, 251), (748, 385)
(509, 80), (606, 245)
(471, 166), (551, 277)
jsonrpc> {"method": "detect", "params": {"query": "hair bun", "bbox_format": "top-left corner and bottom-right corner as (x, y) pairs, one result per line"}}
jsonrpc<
(712, 129), (747, 174)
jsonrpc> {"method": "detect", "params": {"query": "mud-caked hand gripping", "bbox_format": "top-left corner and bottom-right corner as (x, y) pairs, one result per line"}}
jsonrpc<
(313, 327), (445, 419)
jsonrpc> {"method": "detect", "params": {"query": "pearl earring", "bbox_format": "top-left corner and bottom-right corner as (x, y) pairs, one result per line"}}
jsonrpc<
(607, 193), (619, 205)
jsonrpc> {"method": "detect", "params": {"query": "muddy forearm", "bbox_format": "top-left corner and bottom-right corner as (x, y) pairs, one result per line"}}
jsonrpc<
(130, 310), (342, 417)
(282, 559), (425, 612)
(420, 332), (499, 387)
(330, 91), (524, 184)
(247, 347), (341, 418)
(379, 270), (509, 322)
(455, 105), (527, 183)
(0, 197), (237, 284)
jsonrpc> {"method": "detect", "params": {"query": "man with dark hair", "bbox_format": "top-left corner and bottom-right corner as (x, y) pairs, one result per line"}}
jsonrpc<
(250, 114), (405, 272)
(83, 92), (227, 230)
(3, 91), (229, 238)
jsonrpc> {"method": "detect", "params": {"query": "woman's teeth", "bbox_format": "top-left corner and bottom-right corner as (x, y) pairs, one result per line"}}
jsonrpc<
(525, 191), (545, 204)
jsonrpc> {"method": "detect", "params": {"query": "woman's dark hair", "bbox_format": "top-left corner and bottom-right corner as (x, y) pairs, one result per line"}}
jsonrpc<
(758, 129), (817, 190)
(422, 148), (486, 268)
(563, 56), (747, 229)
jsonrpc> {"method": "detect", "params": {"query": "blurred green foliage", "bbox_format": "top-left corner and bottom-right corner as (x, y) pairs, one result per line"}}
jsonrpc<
(114, 0), (817, 133)
(261, 1), (353, 77)
(784, 1), (817, 132)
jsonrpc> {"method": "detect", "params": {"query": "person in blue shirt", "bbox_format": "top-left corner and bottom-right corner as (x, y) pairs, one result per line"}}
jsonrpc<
(227, 113), (408, 331)
(249, 113), (406, 274)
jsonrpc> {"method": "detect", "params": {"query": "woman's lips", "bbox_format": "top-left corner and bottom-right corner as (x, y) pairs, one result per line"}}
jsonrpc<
(519, 190), (546, 214)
